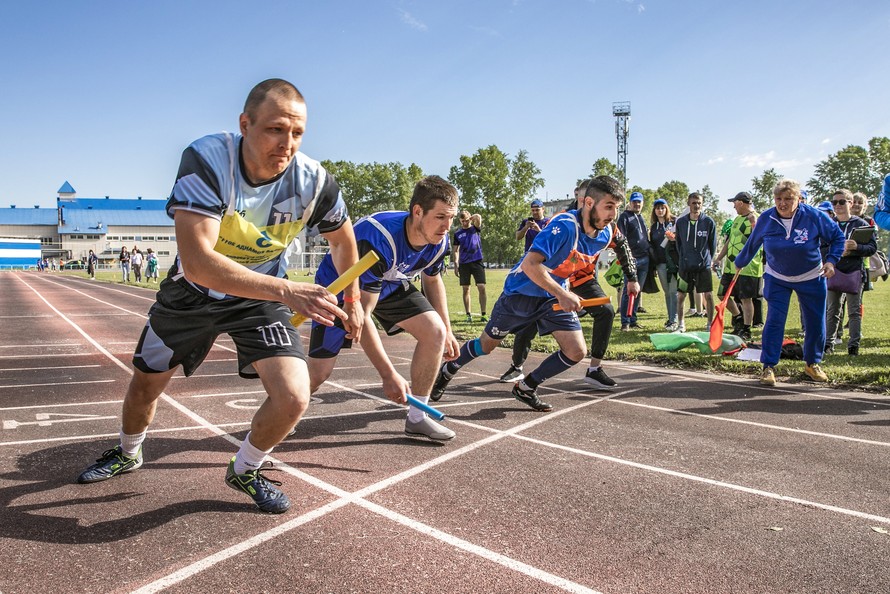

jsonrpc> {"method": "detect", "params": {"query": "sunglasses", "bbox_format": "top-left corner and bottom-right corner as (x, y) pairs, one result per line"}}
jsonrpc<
(831, 199), (847, 205)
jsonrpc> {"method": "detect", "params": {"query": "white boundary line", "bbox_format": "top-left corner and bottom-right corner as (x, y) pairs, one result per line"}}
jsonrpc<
(14, 273), (601, 594)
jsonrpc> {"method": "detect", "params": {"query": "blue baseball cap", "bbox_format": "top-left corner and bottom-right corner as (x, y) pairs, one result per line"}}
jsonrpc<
(800, 190), (809, 202)
(653, 198), (667, 206)
(530, 199), (543, 208)
(817, 200), (834, 212)
(630, 192), (644, 202)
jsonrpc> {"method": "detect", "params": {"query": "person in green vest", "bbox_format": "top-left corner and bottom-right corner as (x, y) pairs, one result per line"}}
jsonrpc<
(712, 191), (762, 341)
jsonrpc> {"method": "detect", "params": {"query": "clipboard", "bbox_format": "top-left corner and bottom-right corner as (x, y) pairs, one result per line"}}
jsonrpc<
(850, 226), (875, 244)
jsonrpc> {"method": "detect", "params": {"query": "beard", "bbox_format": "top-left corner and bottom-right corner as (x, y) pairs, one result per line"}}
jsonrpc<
(587, 207), (607, 231)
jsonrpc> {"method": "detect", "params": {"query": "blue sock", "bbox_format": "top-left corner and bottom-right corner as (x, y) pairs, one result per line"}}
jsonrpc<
(524, 350), (581, 390)
(445, 339), (485, 375)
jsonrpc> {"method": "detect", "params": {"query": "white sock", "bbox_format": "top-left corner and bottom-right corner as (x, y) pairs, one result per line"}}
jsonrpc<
(407, 395), (429, 423)
(233, 431), (272, 475)
(119, 429), (146, 458)
(588, 366), (601, 373)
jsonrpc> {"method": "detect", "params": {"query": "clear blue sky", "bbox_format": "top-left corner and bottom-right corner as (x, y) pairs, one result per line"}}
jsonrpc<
(1, 1), (888, 215)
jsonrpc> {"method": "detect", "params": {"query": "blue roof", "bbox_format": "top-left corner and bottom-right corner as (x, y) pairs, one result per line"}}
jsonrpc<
(59, 208), (172, 234)
(58, 197), (167, 211)
(58, 181), (76, 194)
(0, 208), (58, 225)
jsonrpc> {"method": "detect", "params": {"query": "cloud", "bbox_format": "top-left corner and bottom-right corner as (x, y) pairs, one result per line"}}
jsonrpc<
(821, 138), (831, 144)
(638, 4), (646, 13)
(398, 9), (427, 31)
(738, 151), (777, 168)
(706, 156), (725, 165)
(470, 25), (501, 37)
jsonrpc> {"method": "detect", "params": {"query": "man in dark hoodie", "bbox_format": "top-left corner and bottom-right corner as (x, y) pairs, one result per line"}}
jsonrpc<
(675, 192), (717, 331)
(616, 191), (650, 330)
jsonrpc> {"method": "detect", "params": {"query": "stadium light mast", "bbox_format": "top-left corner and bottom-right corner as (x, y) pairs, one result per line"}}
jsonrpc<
(612, 101), (631, 191)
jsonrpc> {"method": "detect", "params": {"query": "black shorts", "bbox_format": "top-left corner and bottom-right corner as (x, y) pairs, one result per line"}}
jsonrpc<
(679, 268), (713, 293)
(308, 283), (435, 358)
(459, 260), (486, 286)
(717, 274), (761, 299)
(133, 278), (304, 379)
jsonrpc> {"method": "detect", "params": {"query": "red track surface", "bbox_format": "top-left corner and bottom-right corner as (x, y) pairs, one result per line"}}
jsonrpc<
(1, 271), (888, 593)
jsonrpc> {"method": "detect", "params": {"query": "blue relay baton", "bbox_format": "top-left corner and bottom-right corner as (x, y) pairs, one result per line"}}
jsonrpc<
(406, 394), (446, 421)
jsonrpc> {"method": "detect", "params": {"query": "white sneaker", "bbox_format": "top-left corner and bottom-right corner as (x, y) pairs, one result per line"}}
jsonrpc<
(405, 416), (455, 441)
(674, 323), (686, 333)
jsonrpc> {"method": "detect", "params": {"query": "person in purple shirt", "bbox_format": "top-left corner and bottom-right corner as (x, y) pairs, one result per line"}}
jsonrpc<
(452, 210), (487, 322)
(516, 199), (550, 252)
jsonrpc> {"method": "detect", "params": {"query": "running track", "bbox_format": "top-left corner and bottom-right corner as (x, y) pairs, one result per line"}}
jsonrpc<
(1, 271), (888, 593)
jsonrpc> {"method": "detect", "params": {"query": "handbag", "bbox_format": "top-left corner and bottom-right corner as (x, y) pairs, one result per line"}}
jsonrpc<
(642, 270), (660, 294)
(826, 267), (863, 294)
(868, 250), (889, 282)
(604, 258), (623, 288)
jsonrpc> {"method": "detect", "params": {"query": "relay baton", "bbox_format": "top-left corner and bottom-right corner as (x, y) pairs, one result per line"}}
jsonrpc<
(289, 251), (380, 327)
(406, 394), (446, 420)
(551, 296), (611, 311)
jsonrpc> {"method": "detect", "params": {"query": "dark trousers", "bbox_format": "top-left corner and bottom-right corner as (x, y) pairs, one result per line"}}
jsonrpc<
(510, 277), (615, 366)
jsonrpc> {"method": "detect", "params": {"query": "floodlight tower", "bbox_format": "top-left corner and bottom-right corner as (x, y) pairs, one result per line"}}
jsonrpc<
(612, 101), (631, 191)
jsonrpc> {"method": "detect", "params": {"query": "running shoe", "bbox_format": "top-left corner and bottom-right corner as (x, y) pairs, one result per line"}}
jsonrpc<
(674, 323), (686, 333)
(583, 367), (618, 390)
(430, 365), (453, 401)
(804, 364), (828, 383)
(499, 365), (525, 383)
(760, 367), (776, 386)
(465, 314), (472, 323)
(77, 445), (143, 484)
(512, 383), (553, 412)
(480, 314), (488, 322)
(225, 458), (291, 514)
(405, 416), (455, 441)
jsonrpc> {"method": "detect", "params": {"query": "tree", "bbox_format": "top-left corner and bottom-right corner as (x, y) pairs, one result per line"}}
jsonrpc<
(588, 157), (627, 189)
(750, 168), (783, 213)
(807, 136), (890, 201)
(321, 160), (424, 220)
(448, 145), (544, 266)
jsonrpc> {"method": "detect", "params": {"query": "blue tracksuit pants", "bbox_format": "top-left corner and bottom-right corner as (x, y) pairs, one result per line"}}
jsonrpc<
(761, 273), (827, 367)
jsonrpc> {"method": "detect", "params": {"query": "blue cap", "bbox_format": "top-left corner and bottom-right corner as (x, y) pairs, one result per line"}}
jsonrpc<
(817, 200), (834, 212)
(653, 198), (667, 206)
(801, 190), (809, 202)
(530, 199), (543, 208)
(630, 192), (644, 202)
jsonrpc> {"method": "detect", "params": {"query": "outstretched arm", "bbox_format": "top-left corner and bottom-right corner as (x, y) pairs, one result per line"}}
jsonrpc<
(421, 272), (459, 360)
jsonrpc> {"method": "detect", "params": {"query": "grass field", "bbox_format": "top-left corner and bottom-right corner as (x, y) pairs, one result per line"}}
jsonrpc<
(441, 268), (890, 394)
(59, 265), (890, 393)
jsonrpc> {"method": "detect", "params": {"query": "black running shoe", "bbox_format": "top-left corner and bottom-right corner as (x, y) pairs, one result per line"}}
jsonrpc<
(225, 458), (291, 514)
(583, 367), (618, 390)
(430, 365), (453, 402)
(512, 383), (552, 412)
(498, 365), (525, 383)
(77, 445), (143, 484)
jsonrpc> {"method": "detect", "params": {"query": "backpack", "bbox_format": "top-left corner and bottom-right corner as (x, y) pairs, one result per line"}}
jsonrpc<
(868, 250), (889, 282)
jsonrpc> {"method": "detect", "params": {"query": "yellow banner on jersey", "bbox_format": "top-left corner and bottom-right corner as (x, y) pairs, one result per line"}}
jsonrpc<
(214, 210), (304, 266)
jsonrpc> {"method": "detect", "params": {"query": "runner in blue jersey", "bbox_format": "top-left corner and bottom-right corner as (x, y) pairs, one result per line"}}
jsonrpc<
(308, 176), (460, 441)
(432, 176), (636, 411)
(452, 210), (487, 321)
(77, 79), (364, 514)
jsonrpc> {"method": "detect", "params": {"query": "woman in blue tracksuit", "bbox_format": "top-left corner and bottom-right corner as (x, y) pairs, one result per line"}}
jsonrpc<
(733, 179), (845, 386)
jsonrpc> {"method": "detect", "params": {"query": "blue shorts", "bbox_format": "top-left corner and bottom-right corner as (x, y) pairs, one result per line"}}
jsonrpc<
(484, 293), (581, 340)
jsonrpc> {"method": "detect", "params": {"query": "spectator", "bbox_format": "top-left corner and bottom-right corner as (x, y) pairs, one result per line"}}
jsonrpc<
(146, 248), (159, 283)
(131, 248), (144, 283)
(87, 249), (98, 279)
(617, 191), (650, 330)
(516, 199), (550, 252)
(851, 192), (874, 225)
(734, 179), (845, 386)
(452, 210), (487, 322)
(119, 246), (130, 282)
(675, 192), (717, 332)
(649, 198), (678, 330)
(824, 189), (876, 356)
(713, 191), (762, 341)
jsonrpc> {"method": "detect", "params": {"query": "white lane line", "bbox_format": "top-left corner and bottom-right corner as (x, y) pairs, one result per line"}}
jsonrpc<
(0, 353), (95, 359)
(16, 274), (601, 594)
(1, 398), (123, 411)
(510, 431), (890, 527)
(608, 398), (890, 447)
(0, 343), (84, 348)
(0, 364), (102, 371)
(0, 379), (115, 389)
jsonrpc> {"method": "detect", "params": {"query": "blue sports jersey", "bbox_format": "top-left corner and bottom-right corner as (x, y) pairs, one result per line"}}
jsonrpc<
(453, 224), (483, 264)
(316, 211), (449, 301)
(503, 210), (614, 298)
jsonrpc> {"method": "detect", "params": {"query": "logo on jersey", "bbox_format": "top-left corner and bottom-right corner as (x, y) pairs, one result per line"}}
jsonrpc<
(488, 326), (509, 338)
(256, 230), (273, 248)
(793, 228), (809, 244)
(550, 227), (561, 235)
